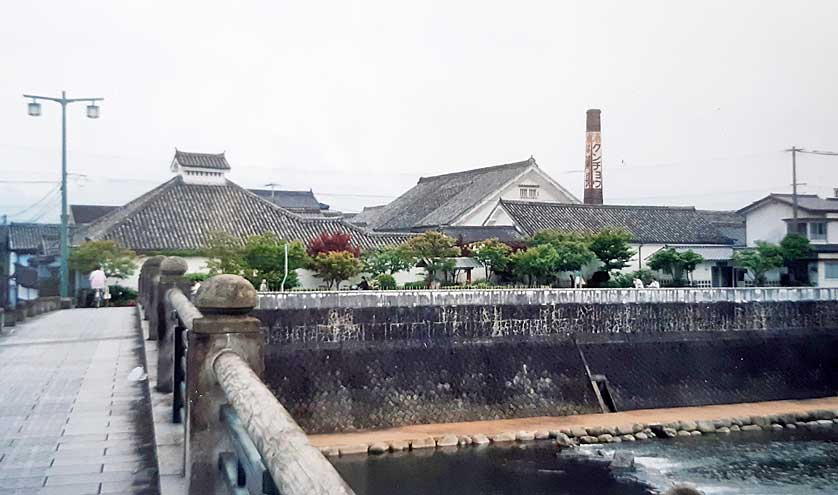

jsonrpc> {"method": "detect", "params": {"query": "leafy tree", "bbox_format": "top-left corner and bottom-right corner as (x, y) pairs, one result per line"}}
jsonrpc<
(308, 251), (363, 289)
(306, 232), (361, 258)
(205, 231), (244, 275)
(647, 247), (705, 284)
(470, 238), (512, 280)
(362, 245), (416, 276)
(403, 231), (461, 288)
(241, 234), (305, 290)
(732, 241), (784, 285)
(589, 228), (634, 272)
(779, 234), (814, 285)
(511, 244), (559, 286)
(69, 240), (137, 279)
(375, 273), (397, 290)
(530, 230), (589, 247)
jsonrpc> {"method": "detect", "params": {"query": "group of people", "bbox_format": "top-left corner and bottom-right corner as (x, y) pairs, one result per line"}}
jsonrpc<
(633, 277), (660, 289)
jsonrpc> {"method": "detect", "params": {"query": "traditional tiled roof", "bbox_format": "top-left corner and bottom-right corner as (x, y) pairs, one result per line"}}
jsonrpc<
(348, 205), (386, 227)
(7, 223), (61, 253)
(70, 204), (120, 225)
(501, 200), (733, 245)
(77, 177), (406, 251)
(697, 210), (746, 246)
(437, 226), (525, 244)
(173, 150), (231, 170)
(367, 157), (577, 231)
(739, 193), (838, 214)
(248, 189), (327, 212)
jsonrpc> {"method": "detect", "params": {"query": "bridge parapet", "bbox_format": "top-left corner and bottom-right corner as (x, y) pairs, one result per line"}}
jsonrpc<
(138, 257), (356, 495)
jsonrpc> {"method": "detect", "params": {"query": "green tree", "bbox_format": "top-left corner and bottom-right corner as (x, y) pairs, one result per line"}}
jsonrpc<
(470, 238), (512, 280)
(205, 231), (244, 275)
(779, 234), (814, 285)
(647, 247), (705, 285)
(732, 241), (784, 285)
(530, 230), (589, 247)
(362, 245), (416, 276)
(241, 234), (306, 290)
(511, 244), (559, 286)
(308, 251), (363, 289)
(69, 240), (137, 279)
(403, 231), (461, 287)
(589, 228), (634, 272)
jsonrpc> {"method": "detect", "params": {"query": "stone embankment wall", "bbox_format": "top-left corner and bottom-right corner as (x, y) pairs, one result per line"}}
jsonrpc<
(254, 288), (838, 434)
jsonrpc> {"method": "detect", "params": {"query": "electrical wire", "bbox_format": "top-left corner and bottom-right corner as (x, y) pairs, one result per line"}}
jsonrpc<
(7, 184), (61, 218)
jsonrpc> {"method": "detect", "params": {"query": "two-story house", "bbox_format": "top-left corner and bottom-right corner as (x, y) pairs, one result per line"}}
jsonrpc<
(738, 193), (838, 287)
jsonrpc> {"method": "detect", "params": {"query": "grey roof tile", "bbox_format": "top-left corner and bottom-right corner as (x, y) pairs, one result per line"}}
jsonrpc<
(368, 157), (577, 231)
(248, 189), (326, 211)
(70, 205), (120, 225)
(502, 200), (732, 245)
(436, 226), (525, 244)
(77, 177), (406, 251)
(173, 150), (231, 170)
(7, 223), (62, 252)
(739, 193), (838, 214)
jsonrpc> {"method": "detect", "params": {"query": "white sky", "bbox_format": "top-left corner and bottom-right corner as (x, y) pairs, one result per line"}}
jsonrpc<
(1, 0), (837, 222)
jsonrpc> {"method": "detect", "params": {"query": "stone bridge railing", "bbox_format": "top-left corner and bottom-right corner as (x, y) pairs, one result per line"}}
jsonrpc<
(256, 286), (838, 310)
(139, 257), (355, 495)
(1, 296), (63, 328)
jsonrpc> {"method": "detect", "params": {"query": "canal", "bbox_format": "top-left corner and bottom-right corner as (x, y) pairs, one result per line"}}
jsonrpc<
(332, 428), (838, 494)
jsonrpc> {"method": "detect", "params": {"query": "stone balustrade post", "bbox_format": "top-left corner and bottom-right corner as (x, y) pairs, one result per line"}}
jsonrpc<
(155, 257), (190, 393)
(186, 274), (263, 495)
(140, 256), (165, 322)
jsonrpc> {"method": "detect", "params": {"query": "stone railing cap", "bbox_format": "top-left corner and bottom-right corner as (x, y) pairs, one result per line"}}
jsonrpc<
(143, 255), (167, 268)
(194, 274), (257, 312)
(160, 256), (189, 275)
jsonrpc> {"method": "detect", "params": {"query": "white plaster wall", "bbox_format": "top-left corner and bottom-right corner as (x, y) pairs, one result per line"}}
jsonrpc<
(454, 168), (577, 226)
(744, 202), (793, 246)
(483, 205), (515, 226)
(296, 266), (427, 290)
(826, 219), (838, 244)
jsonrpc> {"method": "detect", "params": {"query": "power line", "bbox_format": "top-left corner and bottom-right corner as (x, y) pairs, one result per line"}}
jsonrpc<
(7, 185), (61, 218)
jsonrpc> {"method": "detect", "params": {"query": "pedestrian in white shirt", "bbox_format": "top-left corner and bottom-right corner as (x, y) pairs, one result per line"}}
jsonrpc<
(89, 266), (107, 308)
(632, 277), (644, 289)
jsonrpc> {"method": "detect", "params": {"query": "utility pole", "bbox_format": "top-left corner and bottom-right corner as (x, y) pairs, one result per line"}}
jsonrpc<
(789, 146), (800, 230)
(24, 91), (103, 300)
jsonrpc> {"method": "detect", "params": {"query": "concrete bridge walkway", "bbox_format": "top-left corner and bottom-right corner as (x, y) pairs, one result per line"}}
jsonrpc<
(0, 308), (159, 495)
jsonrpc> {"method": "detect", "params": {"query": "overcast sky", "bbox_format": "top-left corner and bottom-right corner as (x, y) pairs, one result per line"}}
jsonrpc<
(2, 1), (837, 222)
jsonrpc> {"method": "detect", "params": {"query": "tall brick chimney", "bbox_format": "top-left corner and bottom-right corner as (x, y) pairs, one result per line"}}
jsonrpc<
(584, 109), (603, 205)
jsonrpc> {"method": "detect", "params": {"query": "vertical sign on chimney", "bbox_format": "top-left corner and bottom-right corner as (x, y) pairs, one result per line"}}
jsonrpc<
(584, 109), (603, 205)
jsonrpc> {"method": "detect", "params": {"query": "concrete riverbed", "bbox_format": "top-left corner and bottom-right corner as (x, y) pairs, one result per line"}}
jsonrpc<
(310, 396), (838, 456)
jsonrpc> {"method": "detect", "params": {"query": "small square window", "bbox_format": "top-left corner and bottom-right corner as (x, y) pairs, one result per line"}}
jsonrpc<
(825, 261), (838, 279)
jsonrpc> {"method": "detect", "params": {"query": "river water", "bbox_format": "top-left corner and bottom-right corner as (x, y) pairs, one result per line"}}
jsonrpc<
(331, 428), (838, 494)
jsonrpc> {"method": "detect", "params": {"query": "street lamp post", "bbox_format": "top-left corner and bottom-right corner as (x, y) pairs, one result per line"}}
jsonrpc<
(23, 91), (103, 300)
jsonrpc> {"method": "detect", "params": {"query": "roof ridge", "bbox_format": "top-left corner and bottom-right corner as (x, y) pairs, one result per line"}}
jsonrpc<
(501, 199), (697, 211)
(417, 158), (533, 184)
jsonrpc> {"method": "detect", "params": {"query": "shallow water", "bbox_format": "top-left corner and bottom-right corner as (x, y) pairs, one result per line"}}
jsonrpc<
(332, 428), (838, 495)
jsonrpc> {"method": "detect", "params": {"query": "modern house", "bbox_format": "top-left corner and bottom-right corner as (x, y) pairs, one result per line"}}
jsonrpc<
(352, 157), (578, 234)
(75, 150), (409, 289)
(490, 200), (739, 287)
(738, 193), (838, 287)
(1, 223), (62, 307)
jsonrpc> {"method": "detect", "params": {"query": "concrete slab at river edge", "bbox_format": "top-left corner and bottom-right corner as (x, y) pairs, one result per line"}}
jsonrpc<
(0, 308), (159, 495)
(309, 396), (838, 450)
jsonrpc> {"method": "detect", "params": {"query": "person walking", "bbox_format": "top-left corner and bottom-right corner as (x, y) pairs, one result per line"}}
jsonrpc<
(89, 265), (107, 308)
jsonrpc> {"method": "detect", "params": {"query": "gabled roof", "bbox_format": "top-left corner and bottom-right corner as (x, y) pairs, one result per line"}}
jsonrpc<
(77, 177), (405, 251)
(696, 210), (746, 246)
(367, 157), (577, 231)
(348, 205), (386, 227)
(7, 223), (61, 253)
(248, 189), (327, 211)
(173, 150), (231, 170)
(501, 200), (733, 245)
(738, 193), (838, 215)
(70, 204), (120, 225)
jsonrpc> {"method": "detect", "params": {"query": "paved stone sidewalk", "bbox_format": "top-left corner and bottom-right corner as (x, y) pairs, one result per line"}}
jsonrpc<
(0, 308), (159, 495)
